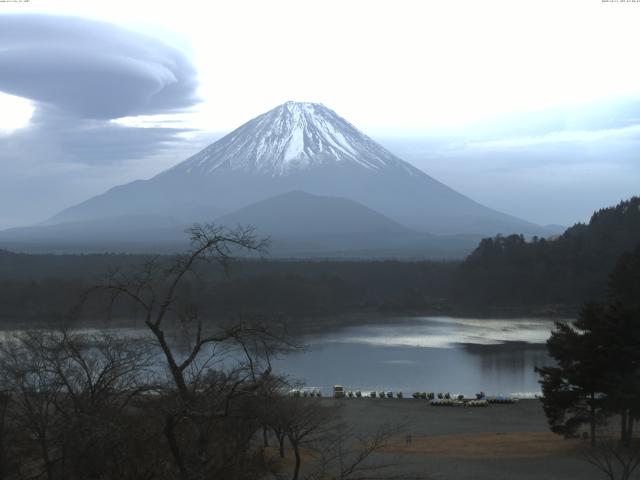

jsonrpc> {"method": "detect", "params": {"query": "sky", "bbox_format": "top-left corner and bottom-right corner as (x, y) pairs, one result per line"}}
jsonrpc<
(0, 0), (639, 229)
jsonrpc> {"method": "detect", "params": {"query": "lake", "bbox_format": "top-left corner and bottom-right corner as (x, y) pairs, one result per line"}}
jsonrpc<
(0, 315), (559, 397)
(271, 316), (558, 397)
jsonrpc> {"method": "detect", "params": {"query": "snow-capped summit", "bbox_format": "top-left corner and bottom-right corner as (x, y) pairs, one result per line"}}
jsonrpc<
(46, 101), (545, 239)
(167, 101), (413, 177)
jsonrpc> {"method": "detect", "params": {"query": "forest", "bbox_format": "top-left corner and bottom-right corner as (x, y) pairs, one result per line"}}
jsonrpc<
(454, 196), (640, 310)
(0, 197), (639, 328)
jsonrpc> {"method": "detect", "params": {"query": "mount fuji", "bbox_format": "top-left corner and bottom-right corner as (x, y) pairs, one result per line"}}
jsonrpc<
(1, 101), (546, 256)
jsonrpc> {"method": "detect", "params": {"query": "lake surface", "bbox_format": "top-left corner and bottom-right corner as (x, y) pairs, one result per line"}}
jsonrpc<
(0, 316), (559, 397)
(271, 316), (557, 397)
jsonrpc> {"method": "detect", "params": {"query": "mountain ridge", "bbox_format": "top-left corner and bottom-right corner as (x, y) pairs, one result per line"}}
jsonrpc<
(0, 191), (482, 258)
(214, 190), (416, 238)
(35, 101), (548, 251)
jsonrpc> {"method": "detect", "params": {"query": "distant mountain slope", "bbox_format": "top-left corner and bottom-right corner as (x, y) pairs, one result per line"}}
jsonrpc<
(0, 215), (187, 253)
(454, 196), (640, 309)
(0, 192), (481, 258)
(48, 101), (544, 236)
(215, 191), (414, 238)
(211, 191), (482, 258)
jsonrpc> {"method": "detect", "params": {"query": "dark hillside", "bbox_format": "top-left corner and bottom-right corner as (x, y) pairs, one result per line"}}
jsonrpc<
(454, 197), (640, 310)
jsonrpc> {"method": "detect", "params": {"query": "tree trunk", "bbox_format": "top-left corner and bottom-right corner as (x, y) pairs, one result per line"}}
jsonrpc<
(149, 324), (189, 400)
(195, 419), (211, 473)
(627, 414), (634, 442)
(590, 393), (596, 447)
(0, 398), (5, 480)
(36, 433), (54, 480)
(42, 446), (54, 480)
(263, 425), (269, 447)
(0, 429), (4, 480)
(292, 444), (301, 480)
(621, 409), (628, 445)
(279, 435), (285, 458)
(164, 414), (190, 480)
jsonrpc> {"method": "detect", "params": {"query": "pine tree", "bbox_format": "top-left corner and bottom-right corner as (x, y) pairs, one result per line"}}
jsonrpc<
(537, 303), (610, 446)
(538, 244), (640, 446)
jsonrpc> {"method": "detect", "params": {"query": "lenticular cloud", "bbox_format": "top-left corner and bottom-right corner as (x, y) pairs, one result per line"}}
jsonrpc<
(0, 14), (199, 119)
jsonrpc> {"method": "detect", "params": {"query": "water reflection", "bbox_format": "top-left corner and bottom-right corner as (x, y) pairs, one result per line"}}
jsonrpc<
(272, 316), (558, 396)
(459, 342), (551, 394)
(0, 316), (559, 397)
(309, 316), (554, 348)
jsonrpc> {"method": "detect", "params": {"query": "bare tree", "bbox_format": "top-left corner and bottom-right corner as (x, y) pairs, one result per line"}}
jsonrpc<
(0, 329), (156, 480)
(0, 331), (66, 480)
(91, 224), (271, 399)
(0, 390), (11, 480)
(81, 223), (302, 479)
(265, 398), (426, 480)
(309, 422), (415, 480)
(282, 397), (338, 480)
(583, 437), (640, 480)
(266, 395), (292, 459)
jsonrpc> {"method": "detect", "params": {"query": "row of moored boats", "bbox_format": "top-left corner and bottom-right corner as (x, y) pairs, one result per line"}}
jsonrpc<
(291, 386), (519, 405)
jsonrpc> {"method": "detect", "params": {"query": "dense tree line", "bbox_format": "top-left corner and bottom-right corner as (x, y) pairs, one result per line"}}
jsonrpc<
(454, 197), (640, 310)
(0, 251), (457, 326)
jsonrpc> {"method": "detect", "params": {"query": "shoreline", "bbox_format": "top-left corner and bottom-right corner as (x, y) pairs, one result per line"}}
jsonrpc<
(0, 311), (568, 335)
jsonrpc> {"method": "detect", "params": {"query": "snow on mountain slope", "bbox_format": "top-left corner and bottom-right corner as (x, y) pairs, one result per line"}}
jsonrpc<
(45, 101), (546, 238)
(163, 101), (417, 177)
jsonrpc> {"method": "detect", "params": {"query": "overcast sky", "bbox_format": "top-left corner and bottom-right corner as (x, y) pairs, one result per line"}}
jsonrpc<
(0, 0), (639, 229)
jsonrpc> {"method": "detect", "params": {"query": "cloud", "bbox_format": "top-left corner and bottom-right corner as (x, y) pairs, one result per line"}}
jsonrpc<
(0, 14), (199, 119)
(465, 124), (640, 151)
(0, 14), (203, 228)
(377, 106), (640, 227)
(9, 106), (193, 165)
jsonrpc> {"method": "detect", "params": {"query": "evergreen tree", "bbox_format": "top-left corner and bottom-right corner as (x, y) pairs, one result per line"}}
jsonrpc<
(604, 246), (640, 445)
(537, 303), (610, 446)
(538, 244), (640, 446)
